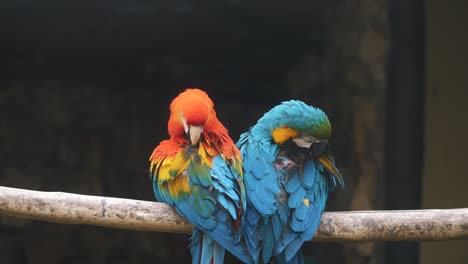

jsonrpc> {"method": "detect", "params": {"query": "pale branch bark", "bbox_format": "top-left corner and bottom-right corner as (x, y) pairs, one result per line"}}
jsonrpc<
(0, 186), (467, 242)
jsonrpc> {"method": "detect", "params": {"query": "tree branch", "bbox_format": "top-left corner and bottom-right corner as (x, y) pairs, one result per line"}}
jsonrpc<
(0, 186), (467, 242)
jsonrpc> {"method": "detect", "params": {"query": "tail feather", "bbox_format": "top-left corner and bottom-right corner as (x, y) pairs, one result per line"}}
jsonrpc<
(244, 207), (261, 263)
(277, 249), (304, 264)
(191, 228), (226, 264)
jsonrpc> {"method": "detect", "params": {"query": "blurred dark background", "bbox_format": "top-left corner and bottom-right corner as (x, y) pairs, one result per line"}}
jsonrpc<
(0, 0), (467, 263)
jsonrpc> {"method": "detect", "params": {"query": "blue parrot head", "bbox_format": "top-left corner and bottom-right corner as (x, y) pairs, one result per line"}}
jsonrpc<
(257, 100), (331, 146)
(254, 100), (344, 187)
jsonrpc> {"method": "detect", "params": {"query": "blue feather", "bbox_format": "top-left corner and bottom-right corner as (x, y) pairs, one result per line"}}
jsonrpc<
(237, 100), (344, 264)
(294, 202), (308, 221)
(218, 194), (237, 220)
(251, 159), (271, 180)
(284, 238), (303, 263)
(241, 141), (280, 217)
(285, 173), (301, 193)
(261, 219), (275, 263)
(190, 229), (203, 264)
(190, 229), (226, 264)
(302, 161), (316, 189)
(276, 228), (296, 254)
(200, 232), (214, 264)
(244, 202), (261, 263)
(287, 183), (307, 209)
(244, 169), (258, 192)
(212, 240), (226, 264)
(153, 152), (251, 264)
(271, 213), (284, 241)
(277, 203), (289, 224)
(253, 182), (277, 215)
(300, 208), (322, 241)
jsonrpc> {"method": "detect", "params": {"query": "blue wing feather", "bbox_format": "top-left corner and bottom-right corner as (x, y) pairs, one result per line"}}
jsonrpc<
(236, 101), (343, 264)
(238, 131), (342, 264)
(153, 152), (251, 264)
(271, 212), (284, 241)
(239, 133), (280, 217)
(302, 161), (316, 189)
(287, 184), (307, 209)
(244, 202), (262, 263)
(261, 219), (275, 263)
(285, 174), (301, 193)
(284, 237), (303, 262)
(294, 203), (308, 221)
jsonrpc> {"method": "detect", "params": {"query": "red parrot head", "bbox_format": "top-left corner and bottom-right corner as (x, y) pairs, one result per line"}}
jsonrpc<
(167, 88), (218, 145)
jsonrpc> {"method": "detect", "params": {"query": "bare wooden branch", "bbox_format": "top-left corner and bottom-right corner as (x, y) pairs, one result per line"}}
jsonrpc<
(0, 186), (467, 242)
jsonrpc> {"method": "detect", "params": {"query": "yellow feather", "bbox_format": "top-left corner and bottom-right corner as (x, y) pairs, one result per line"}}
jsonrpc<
(317, 155), (338, 176)
(168, 152), (191, 178)
(154, 155), (191, 198)
(233, 156), (243, 177)
(198, 143), (213, 167)
(167, 171), (190, 197)
(157, 163), (171, 182)
(271, 127), (299, 144)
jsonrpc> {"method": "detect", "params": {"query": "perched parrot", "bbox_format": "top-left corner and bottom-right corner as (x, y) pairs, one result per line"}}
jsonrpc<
(237, 100), (344, 264)
(149, 89), (251, 264)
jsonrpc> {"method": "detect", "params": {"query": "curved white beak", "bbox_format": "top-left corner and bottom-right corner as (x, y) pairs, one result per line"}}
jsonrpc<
(189, 125), (203, 145)
(293, 137), (313, 148)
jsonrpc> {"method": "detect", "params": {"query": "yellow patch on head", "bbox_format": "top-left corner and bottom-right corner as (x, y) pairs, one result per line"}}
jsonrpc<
(303, 198), (310, 207)
(271, 127), (299, 144)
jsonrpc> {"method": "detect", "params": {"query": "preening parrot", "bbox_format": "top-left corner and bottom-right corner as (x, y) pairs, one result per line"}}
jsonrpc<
(149, 89), (251, 264)
(237, 100), (344, 264)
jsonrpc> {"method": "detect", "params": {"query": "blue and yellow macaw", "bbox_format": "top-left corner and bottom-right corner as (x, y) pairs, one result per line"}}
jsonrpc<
(237, 100), (344, 264)
(149, 89), (251, 264)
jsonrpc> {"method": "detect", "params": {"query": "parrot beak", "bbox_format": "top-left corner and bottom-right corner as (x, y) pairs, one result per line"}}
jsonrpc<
(317, 154), (345, 188)
(293, 137), (313, 148)
(188, 125), (203, 145)
(293, 136), (327, 153)
(180, 113), (203, 145)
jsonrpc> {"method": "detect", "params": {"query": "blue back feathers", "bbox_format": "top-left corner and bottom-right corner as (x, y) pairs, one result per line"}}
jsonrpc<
(153, 154), (251, 264)
(237, 100), (343, 264)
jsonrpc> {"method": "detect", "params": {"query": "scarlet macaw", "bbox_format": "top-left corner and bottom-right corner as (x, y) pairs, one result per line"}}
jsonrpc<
(149, 89), (250, 264)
